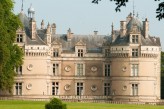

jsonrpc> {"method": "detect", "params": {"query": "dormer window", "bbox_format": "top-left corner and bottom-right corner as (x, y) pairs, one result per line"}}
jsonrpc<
(53, 49), (59, 57)
(132, 35), (138, 43)
(17, 34), (23, 43)
(78, 49), (83, 57)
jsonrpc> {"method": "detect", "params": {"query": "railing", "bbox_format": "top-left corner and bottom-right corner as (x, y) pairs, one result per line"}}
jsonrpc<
(0, 95), (164, 105)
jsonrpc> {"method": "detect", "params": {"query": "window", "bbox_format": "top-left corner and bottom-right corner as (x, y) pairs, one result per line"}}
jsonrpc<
(131, 64), (138, 76)
(132, 49), (138, 57)
(132, 84), (138, 96)
(78, 49), (83, 57)
(104, 83), (110, 96)
(77, 64), (83, 76)
(52, 82), (59, 95)
(53, 49), (59, 57)
(16, 34), (23, 43)
(15, 83), (22, 95)
(53, 64), (59, 76)
(105, 49), (110, 57)
(76, 82), (83, 96)
(132, 35), (138, 43)
(105, 64), (110, 76)
(16, 66), (22, 75)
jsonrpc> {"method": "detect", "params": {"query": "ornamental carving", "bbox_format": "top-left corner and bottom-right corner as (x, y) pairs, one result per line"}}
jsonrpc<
(26, 83), (32, 90)
(27, 64), (33, 71)
(64, 66), (71, 72)
(91, 66), (97, 72)
(64, 84), (71, 91)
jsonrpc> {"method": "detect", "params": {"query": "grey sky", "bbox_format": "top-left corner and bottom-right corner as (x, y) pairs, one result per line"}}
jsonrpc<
(14, 0), (164, 50)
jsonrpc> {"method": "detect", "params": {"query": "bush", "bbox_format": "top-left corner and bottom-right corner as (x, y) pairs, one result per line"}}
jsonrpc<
(45, 98), (67, 109)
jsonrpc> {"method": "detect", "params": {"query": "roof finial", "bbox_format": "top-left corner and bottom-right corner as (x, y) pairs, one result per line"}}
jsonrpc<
(133, 0), (135, 17)
(21, 0), (24, 12)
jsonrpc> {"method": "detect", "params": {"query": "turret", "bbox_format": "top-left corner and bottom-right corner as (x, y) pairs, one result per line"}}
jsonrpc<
(28, 5), (36, 40)
(143, 18), (149, 39)
(46, 23), (51, 45)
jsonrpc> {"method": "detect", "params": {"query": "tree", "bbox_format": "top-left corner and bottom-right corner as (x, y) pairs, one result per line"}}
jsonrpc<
(0, 0), (23, 93)
(92, 0), (164, 21)
(161, 52), (164, 76)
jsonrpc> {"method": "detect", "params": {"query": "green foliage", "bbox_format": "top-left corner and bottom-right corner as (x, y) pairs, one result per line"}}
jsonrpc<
(0, 0), (23, 93)
(45, 98), (67, 109)
(92, 0), (164, 21)
(161, 51), (164, 75)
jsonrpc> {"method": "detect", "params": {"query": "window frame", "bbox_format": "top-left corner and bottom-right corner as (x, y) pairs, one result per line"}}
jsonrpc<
(131, 84), (138, 96)
(16, 34), (23, 43)
(104, 64), (110, 77)
(132, 48), (138, 57)
(78, 49), (84, 57)
(131, 64), (139, 76)
(53, 63), (59, 76)
(15, 82), (22, 95)
(104, 83), (110, 96)
(52, 82), (59, 95)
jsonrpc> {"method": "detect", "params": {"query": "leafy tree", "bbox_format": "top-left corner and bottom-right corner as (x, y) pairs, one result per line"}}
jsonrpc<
(92, 0), (164, 21)
(0, 0), (23, 93)
(161, 52), (164, 76)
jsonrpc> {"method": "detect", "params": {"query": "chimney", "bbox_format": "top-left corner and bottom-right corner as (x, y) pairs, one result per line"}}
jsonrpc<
(46, 23), (51, 34)
(120, 21), (126, 37)
(51, 23), (56, 34)
(143, 18), (149, 39)
(94, 31), (98, 35)
(29, 18), (36, 40)
(67, 28), (73, 41)
(41, 20), (44, 29)
(111, 23), (115, 42)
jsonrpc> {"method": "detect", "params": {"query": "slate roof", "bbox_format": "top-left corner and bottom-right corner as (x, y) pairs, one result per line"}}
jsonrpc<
(18, 12), (160, 48)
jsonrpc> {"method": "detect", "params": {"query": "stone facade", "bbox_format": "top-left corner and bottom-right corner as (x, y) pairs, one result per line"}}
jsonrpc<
(13, 7), (161, 102)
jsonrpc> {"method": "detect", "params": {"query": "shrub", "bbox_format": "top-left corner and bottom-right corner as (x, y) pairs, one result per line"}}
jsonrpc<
(45, 98), (67, 109)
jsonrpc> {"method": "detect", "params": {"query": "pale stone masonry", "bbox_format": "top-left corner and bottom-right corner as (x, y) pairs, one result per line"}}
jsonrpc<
(12, 6), (161, 101)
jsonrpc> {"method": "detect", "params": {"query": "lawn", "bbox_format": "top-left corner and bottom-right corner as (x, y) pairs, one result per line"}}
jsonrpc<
(0, 100), (164, 109)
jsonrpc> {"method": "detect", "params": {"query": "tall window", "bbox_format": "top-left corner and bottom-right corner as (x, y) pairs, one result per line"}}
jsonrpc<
(105, 64), (110, 76)
(17, 34), (23, 43)
(104, 83), (110, 96)
(15, 83), (22, 95)
(132, 35), (138, 43)
(52, 82), (59, 95)
(78, 49), (83, 57)
(77, 82), (83, 96)
(131, 64), (138, 76)
(77, 64), (83, 76)
(132, 84), (138, 96)
(132, 49), (138, 57)
(105, 49), (110, 57)
(53, 49), (59, 57)
(53, 64), (59, 76)
(16, 66), (22, 75)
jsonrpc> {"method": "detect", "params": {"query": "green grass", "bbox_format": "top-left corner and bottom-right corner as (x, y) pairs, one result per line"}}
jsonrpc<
(0, 100), (164, 109)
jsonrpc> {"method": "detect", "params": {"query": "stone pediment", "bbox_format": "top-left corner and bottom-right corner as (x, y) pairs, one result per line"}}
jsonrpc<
(75, 39), (86, 46)
(52, 39), (61, 45)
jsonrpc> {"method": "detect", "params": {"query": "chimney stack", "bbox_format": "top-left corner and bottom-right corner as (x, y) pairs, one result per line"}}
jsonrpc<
(120, 21), (127, 37)
(143, 18), (149, 39)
